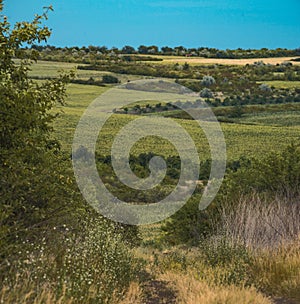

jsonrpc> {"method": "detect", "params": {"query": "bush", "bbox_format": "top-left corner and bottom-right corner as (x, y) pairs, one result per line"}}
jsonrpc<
(0, 4), (139, 303)
(200, 237), (253, 286)
(199, 88), (214, 98)
(201, 75), (216, 87)
(259, 83), (272, 92)
(0, 2), (77, 257)
(102, 75), (119, 83)
(1, 216), (140, 304)
(161, 193), (213, 246)
(223, 143), (300, 197)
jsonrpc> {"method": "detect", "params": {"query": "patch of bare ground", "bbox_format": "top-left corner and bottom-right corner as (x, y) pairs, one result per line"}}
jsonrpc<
(272, 297), (300, 304)
(134, 270), (177, 304)
(142, 278), (177, 304)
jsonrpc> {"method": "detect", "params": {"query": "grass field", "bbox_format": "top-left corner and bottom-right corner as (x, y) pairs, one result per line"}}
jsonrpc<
(53, 83), (300, 161)
(257, 80), (300, 89)
(237, 111), (300, 126)
(28, 60), (144, 82)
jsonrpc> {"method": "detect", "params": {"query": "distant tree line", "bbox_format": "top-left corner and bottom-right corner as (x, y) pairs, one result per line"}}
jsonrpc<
(30, 44), (300, 60)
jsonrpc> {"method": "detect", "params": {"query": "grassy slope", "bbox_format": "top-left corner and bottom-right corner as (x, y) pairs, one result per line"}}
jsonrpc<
(42, 60), (300, 303)
(29, 60), (143, 82)
(237, 111), (300, 126)
(53, 83), (300, 161)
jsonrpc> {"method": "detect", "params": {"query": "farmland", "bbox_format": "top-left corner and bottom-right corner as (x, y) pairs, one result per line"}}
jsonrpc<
(28, 60), (298, 161)
(148, 55), (300, 66)
(3, 1), (300, 303)
(4, 54), (300, 303)
(52, 81), (300, 160)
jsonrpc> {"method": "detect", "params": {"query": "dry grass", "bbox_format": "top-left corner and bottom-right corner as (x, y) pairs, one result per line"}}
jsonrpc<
(129, 242), (300, 303)
(0, 280), (131, 304)
(218, 193), (300, 300)
(159, 56), (300, 66)
(220, 194), (300, 249)
(252, 241), (300, 300)
(0, 284), (73, 304)
(159, 272), (272, 304)
(119, 282), (143, 304)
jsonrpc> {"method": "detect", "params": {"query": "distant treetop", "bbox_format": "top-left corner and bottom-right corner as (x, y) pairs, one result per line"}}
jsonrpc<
(30, 44), (300, 59)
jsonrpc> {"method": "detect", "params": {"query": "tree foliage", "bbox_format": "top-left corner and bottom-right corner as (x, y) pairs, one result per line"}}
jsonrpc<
(0, 1), (78, 256)
(222, 143), (300, 200)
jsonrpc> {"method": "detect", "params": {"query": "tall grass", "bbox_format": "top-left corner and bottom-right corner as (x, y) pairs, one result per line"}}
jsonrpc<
(119, 282), (143, 304)
(217, 193), (300, 300)
(0, 282), (73, 304)
(146, 192), (300, 301)
(219, 193), (300, 249)
(252, 241), (300, 300)
(159, 272), (272, 304)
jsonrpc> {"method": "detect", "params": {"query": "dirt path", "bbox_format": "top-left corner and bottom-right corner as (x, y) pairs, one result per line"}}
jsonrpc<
(140, 270), (177, 304)
(138, 270), (300, 304)
(272, 298), (299, 304)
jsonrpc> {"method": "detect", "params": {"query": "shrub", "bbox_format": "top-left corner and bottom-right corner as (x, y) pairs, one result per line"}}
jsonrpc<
(161, 193), (212, 246)
(199, 88), (214, 98)
(102, 75), (119, 83)
(200, 237), (253, 286)
(201, 75), (216, 87)
(1, 216), (139, 304)
(259, 83), (272, 92)
(223, 143), (300, 197)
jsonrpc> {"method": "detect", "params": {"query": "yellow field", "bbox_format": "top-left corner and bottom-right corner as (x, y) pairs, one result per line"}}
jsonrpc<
(144, 55), (300, 66)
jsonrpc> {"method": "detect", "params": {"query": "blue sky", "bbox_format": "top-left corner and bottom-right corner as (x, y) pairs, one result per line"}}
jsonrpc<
(4, 0), (300, 49)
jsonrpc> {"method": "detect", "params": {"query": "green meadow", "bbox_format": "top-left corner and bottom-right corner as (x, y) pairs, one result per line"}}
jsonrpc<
(52, 81), (300, 161)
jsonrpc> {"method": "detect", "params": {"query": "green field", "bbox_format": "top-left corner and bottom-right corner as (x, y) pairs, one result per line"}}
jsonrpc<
(53, 83), (300, 161)
(257, 80), (300, 89)
(237, 111), (300, 126)
(28, 60), (144, 82)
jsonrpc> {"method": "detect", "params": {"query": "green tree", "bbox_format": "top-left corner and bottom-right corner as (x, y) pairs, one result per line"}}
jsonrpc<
(161, 46), (174, 55)
(0, 5), (140, 303)
(138, 44), (148, 54)
(121, 45), (136, 54)
(0, 2), (79, 256)
(102, 74), (119, 83)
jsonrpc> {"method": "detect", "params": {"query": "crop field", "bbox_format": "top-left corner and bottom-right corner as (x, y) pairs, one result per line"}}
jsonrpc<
(28, 60), (143, 82)
(47, 58), (300, 160)
(237, 111), (300, 126)
(53, 83), (300, 161)
(257, 80), (300, 89)
(31, 60), (299, 161)
(143, 55), (300, 65)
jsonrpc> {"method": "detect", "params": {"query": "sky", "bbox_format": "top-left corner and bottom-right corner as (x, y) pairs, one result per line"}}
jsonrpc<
(4, 0), (300, 49)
